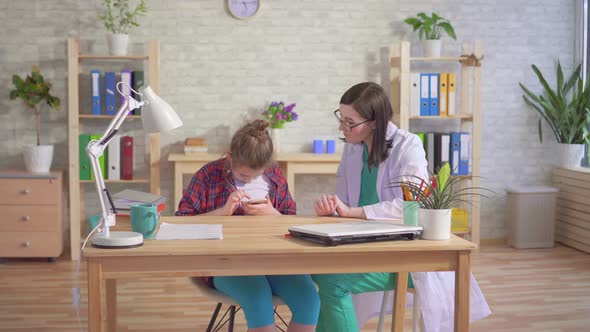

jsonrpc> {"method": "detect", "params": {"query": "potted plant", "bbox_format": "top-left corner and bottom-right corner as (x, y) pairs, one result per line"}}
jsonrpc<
(392, 163), (488, 240)
(9, 66), (61, 173)
(261, 101), (298, 152)
(404, 12), (457, 57)
(97, 0), (147, 56)
(519, 61), (590, 169)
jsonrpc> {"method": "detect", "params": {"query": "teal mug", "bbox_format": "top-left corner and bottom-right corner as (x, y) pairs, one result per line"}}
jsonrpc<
(130, 203), (159, 239)
(402, 201), (420, 227)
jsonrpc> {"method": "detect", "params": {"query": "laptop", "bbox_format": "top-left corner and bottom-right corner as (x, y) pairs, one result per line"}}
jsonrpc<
(288, 221), (423, 246)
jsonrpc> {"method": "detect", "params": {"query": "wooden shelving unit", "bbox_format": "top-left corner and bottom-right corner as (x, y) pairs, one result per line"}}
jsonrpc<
(390, 40), (483, 245)
(67, 38), (161, 260)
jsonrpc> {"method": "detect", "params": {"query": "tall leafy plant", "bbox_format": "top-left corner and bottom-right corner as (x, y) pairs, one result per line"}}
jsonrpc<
(98, 0), (147, 34)
(404, 12), (457, 40)
(9, 66), (61, 146)
(519, 61), (590, 144)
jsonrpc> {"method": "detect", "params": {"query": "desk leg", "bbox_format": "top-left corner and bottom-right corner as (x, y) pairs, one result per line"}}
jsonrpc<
(88, 259), (104, 332)
(392, 272), (408, 332)
(174, 163), (182, 210)
(106, 279), (117, 332)
(455, 251), (470, 332)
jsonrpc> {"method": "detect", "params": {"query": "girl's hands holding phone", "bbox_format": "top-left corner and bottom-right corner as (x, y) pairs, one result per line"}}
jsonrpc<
(223, 190), (250, 216)
(242, 196), (280, 216)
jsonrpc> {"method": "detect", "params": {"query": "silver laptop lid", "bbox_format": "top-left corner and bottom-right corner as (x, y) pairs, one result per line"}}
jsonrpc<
(288, 221), (423, 237)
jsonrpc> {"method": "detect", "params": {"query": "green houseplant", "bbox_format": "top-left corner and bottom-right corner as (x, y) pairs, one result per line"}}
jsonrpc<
(391, 163), (488, 240)
(519, 61), (590, 168)
(404, 12), (457, 57)
(261, 101), (298, 153)
(9, 66), (61, 173)
(97, 0), (147, 55)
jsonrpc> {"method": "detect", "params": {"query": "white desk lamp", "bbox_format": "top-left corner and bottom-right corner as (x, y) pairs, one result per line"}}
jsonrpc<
(89, 82), (182, 248)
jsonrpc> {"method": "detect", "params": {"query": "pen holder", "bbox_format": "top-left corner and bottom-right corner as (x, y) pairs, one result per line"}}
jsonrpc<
(402, 201), (419, 227)
(313, 139), (324, 154)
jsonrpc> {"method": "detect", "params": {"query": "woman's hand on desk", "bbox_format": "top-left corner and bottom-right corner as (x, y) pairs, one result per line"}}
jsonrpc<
(242, 196), (281, 216)
(314, 194), (337, 216)
(224, 190), (250, 216)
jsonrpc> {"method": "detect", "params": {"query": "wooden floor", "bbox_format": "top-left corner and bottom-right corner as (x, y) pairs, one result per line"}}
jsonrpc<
(1, 244), (589, 332)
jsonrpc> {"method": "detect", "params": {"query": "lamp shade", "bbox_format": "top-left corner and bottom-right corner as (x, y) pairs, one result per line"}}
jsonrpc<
(140, 86), (183, 133)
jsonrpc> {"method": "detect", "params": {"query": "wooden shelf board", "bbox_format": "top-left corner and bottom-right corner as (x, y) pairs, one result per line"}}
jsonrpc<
(452, 174), (473, 179)
(79, 114), (141, 119)
(78, 55), (148, 60)
(80, 179), (149, 184)
(410, 114), (473, 120)
(410, 56), (469, 62)
(452, 229), (471, 235)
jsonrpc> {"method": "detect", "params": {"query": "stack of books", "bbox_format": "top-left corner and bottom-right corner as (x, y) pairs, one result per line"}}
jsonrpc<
(184, 137), (208, 154)
(112, 189), (166, 212)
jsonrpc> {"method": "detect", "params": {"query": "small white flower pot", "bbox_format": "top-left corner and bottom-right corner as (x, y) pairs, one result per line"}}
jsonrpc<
(418, 208), (451, 240)
(23, 144), (54, 173)
(557, 143), (584, 169)
(107, 33), (129, 56)
(422, 39), (442, 58)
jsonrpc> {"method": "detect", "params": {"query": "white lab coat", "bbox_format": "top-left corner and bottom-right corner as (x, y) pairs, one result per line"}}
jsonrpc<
(336, 122), (491, 331)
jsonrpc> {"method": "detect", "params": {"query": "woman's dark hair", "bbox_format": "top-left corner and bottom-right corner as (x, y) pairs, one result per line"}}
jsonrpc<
(340, 82), (392, 168)
(230, 119), (274, 169)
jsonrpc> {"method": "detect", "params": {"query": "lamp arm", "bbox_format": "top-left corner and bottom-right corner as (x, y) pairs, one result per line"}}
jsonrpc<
(87, 91), (145, 234)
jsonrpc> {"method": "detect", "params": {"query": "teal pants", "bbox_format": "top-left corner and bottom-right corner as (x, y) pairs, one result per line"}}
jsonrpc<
(312, 273), (413, 332)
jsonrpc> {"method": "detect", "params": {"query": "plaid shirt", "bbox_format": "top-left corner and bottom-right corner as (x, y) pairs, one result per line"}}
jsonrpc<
(176, 157), (296, 216)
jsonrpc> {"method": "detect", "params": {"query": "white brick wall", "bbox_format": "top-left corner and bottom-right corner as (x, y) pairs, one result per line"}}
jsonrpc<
(0, 0), (575, 239)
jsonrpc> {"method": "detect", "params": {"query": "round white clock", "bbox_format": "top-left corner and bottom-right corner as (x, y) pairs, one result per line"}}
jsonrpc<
(227, 0), (261, 19)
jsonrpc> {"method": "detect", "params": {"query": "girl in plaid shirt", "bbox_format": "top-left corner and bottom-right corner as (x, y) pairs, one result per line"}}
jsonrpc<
(176, 120), (319, 332)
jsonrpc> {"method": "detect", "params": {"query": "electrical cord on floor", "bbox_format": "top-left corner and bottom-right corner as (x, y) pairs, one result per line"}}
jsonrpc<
(73, 219), (103, 332)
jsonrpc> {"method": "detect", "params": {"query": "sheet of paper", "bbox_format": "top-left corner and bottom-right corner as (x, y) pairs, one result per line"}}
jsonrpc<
(155, 222), (223, 240)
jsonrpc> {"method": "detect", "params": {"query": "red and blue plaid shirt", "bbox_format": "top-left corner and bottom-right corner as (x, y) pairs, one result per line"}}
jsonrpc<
(176, 157), (296, 216)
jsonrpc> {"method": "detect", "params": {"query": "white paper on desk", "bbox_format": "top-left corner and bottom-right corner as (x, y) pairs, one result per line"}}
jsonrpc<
(155, 223), (223, 240)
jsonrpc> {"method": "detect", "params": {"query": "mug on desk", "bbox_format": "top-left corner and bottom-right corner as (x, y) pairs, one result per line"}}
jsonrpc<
(130, 203), (160, 239)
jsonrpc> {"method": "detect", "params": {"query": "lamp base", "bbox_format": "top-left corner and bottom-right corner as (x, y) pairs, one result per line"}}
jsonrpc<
(92, 231), (144, 249)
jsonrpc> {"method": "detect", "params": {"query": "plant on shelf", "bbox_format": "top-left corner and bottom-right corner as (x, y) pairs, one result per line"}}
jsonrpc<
(97, 0), (148, 55)
(519, 61), (590, 168)
(390, 163), (488, 240)
(9, 65), (61, 173)
(404, 12), (457, 57)
(262, 101), (298, 129)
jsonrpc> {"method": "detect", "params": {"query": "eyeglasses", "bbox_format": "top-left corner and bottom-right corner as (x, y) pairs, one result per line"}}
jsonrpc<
(333, 109), (371, 130)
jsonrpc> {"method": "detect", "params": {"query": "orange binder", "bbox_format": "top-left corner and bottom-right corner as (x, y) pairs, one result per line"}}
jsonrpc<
(439, 73), (448, 116)
(447, 73), (457, 116)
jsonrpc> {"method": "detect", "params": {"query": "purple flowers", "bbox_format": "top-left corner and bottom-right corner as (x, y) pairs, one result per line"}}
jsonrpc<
(262, 101), (299, 129)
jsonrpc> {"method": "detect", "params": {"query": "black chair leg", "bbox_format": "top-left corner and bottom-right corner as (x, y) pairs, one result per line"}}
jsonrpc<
(206, 303), (223, 332)
(228, 305), (236, 332)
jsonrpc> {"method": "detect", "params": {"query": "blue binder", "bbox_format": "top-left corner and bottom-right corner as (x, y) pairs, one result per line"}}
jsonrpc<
(420, 73), (430, 116)
(91, 70), (101, 115)
(459, 132), (470, 175)
(450, 132), (461, 175)
(429, 73), (440, 116)
(104, 72), (117, 115)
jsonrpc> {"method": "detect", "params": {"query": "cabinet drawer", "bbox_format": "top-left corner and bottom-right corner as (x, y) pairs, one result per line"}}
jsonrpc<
(0, 178), (60, 205)
(0, 232), (62, 257)
(0, 205), (59, 231)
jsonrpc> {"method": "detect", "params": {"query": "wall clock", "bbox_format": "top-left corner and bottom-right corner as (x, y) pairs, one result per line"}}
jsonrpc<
(227, 0), (261, 19)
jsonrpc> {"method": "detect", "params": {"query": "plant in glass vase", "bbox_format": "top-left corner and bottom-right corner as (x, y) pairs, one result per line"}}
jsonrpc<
(9, 66), (61, 173)
(262, 101), (298, 152)
(391, 163), (488, 240)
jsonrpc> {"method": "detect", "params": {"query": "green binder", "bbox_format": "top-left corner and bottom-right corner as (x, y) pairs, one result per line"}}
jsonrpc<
(90, 135), (108, 180)
(132, 70), (144, 115)
(79, 135), (91, 180)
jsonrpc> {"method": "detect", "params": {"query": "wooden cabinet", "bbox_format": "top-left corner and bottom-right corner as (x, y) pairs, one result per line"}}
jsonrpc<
(390, 41), (483, 244)
(67, 38), (161, 260)
(0, 171), (65, 260)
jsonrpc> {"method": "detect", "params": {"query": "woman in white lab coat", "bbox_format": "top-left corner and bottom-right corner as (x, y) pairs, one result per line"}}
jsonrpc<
(312, 82), (490, 332)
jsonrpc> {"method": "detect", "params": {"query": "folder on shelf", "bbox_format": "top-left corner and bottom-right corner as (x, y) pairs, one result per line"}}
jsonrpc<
(90, 135), (107, 180)
(433, 133), (450, 173)
(420, 73), (430, 116)
(439, 73), (448, 116)
(459, 132), (470, 175)
(426, 132), (435, 174)
(120, 70), (132, 112)
(108, 134), (121, 180)
(429, 73), (440, 116)
(91, 70), (101, 115)
(451, 208), (469, 232)
(104, 71), (117, 115)
(121, 136), (134, 180)
(79, 134), (91, 180)
(132, 70), (144, 115)
(447, 73), (457, 116)
(410, 72), (421, 117)
(450, 132), (461, 175)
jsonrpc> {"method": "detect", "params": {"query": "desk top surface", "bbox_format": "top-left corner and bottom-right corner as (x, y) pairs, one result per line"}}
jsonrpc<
(83, 216), (476, 258)
(168, 152), (342, 163)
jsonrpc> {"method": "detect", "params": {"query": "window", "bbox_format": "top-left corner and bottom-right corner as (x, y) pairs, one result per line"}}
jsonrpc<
(575, 0), (590, 167)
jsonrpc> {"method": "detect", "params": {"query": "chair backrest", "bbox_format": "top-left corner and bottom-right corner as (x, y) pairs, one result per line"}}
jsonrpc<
(190, 277), (286, 306)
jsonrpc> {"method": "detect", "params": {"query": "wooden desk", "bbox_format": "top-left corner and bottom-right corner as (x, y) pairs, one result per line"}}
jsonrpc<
(168, 152), (342, 206)
(84, 215), (476, 332)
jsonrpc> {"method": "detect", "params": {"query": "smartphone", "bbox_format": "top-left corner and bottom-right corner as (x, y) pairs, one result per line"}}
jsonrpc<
(246, 198), (267, 205)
